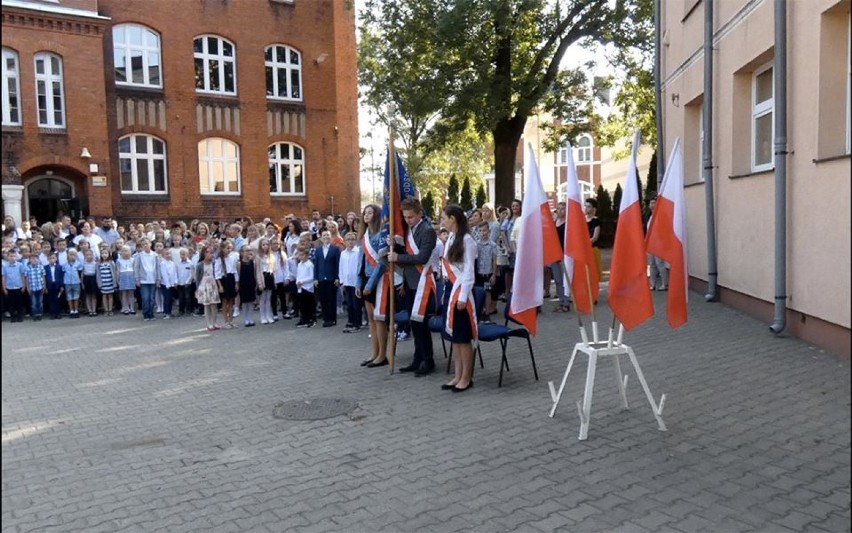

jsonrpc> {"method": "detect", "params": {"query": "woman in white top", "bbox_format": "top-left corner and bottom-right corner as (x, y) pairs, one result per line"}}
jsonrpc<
(440, 204), (478, 393)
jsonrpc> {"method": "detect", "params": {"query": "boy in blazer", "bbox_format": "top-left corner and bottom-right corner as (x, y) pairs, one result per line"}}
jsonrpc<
(313, 230), (341, 327)
(44, 252), (65, 319)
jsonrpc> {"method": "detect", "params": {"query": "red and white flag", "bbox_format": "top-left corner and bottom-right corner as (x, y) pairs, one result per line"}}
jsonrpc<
(608, 130), (654, 330)
(509, 143), (563, 335)
(563, 141), (600, 314)
(646, 138), (688, 328)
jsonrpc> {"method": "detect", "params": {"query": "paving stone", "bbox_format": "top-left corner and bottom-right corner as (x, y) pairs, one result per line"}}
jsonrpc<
(2, 287), (849, 533)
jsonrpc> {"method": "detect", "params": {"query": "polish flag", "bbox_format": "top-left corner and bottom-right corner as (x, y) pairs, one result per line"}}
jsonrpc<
(509, 143), (563, 335)
(646, 138), (688, 328)
(563, 141), (600, 315)
(608, 130), (654, 330)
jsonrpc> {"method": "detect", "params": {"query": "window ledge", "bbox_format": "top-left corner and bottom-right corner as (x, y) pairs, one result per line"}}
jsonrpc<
(37, 127), (67, 135)
(200, 193), (242, 198)
(685, 180), (705, 188)
(729, 169), (774, 180)
(195, 92), (239, 104)
(271, 193), (306, 198)
(120, 194), (170, 202)
(812, 153), (851, 165)
(2, 125), (23, 133)
(115, 86), (165, 98)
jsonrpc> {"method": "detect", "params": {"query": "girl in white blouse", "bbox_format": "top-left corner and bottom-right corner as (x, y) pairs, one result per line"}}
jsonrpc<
(440, 204), (478, 393)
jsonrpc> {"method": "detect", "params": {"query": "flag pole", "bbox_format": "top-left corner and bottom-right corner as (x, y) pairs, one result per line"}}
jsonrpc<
(585, 265), (598, 343)
(387, 128), (398, 374)
(559, 261), (588, 345)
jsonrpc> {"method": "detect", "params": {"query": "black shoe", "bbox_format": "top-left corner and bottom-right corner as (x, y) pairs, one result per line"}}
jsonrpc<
(360, 359), (373, 367)
(441, 383), (456, 391)
(367, 359), (388, 368)
(398, 363), (421, 373)
(414, 363), (435, 377)
(451, 381), (474, 393)
(322, 321), (334, 328)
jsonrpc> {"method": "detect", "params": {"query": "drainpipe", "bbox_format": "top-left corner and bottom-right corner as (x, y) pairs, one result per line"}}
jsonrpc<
(703, 0), (719, 302)
(654, 0), (665, 179)
(770, 0), (788, 334)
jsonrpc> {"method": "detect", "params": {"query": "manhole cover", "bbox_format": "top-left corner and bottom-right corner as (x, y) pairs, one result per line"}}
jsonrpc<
(273, 398), (358, 420)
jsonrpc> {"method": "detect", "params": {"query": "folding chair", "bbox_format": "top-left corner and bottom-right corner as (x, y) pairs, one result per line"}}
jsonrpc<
(476, 292), (539, 387)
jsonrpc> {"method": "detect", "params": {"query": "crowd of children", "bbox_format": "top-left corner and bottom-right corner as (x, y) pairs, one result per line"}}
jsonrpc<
(1, 205), (521, 330)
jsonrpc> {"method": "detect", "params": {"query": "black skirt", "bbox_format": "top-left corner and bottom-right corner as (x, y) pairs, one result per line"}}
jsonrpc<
(220, 273), (236, 299)
(82, 274), (98, 295)
(441, 282), (474, 343)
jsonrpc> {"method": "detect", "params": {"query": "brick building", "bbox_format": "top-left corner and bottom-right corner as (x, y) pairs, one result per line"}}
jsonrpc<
(1, 0), (359, 227)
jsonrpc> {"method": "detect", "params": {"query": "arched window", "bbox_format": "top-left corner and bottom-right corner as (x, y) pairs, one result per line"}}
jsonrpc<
(268, 142), (305, 195)
(194, 35), (236, 95)
(119, 134), (168, 193)
(113, 24), (162, 87)
(33, 52), (64, 128)
(575, 134), (593, 164)
(264, 44), (302, 101)
(198, 138), (240, 194)
(2, 48), (21, 126)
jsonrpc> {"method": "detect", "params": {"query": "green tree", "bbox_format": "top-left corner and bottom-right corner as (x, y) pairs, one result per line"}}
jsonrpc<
(460, 176), (474, 210)
(360, 0), (654, 207)
(447, 174), (460, 205)
(422, 190), (437, 220)
(612, 183), (623, 217)
(644, 148), (658, 204)
(596, 184), (615, 247)
(475, 182), (487, 208)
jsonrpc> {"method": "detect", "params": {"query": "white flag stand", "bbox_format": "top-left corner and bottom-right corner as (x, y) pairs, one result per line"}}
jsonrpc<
(548, 324), (667, 440)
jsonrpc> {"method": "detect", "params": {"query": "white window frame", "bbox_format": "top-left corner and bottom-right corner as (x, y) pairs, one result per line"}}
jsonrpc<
(34, 52), (65, 128)
(113, 24), (162, 88)
(268, 142), (306, 196)
(265, 44), (302, 101)
(198, 138), (241, 195)
(119, 134), (168, 194)
(194, 35), (236, 95)
(575, 134), (593, 164)
(2, 48), (21, 126)
(751, 62), (774, 172)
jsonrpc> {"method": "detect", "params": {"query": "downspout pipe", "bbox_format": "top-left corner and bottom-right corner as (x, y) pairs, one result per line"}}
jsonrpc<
(770, 0), (788, 334)
(654, 0), (665, 180)
(703, 0), (719, 302)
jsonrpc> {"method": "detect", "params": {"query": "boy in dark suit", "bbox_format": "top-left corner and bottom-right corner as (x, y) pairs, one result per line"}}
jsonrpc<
(313, 230), (340, 327)
(44, 252), (65, 319)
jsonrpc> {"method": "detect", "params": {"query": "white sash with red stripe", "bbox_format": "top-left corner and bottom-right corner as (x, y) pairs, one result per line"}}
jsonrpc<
(406, 231), (435, 322)
(442, 252), (477, 345)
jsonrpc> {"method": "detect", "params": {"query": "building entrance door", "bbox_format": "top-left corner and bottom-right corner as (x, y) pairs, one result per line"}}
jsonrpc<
(26, 176), (76, 226)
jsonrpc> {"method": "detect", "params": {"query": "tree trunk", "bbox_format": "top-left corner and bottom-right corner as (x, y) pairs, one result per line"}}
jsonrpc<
(492, 117), (525, 207)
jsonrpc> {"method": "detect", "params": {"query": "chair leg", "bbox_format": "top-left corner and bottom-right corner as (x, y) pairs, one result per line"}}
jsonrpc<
(527, 337), (538, 381)
(498, 342), (508, 387)
(477, 344), (484, 368)
(440, 337), (448, 359)
(445, 342), (453, 374)
(501, 339), (510, 372)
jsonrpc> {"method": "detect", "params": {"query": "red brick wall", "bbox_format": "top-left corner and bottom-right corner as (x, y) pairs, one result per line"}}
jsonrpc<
(2, 0), (359, 225)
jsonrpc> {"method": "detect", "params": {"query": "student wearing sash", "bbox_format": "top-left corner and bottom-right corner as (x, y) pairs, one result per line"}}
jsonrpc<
(440, 204), (478, 393)
(387, 197), (438, 376)
(356, 204), (390, 368)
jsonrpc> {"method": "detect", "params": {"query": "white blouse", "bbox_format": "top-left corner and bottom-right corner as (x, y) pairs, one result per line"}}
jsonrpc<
(442, 232), (477, 304)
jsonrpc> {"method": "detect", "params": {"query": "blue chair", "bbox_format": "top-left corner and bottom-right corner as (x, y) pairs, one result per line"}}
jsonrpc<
(476, 292), (539, 387)
(394, 279), (446, 353)
(445, 286), (486, 374)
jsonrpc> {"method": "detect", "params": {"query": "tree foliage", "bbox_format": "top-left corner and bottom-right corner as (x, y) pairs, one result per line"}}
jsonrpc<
(359, 0), (654, 206)
(422, 190), (437, 220)
(460, 177), (474, 210)
(612, 183), (623, 218)
(447, 174), (460, 205)
(475, 183), (487, 208)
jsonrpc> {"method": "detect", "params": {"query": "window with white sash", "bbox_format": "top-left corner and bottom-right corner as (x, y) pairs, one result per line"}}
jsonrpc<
(198, 138), (240, 194)
(194, 35), (236, 95)
(2, 48), (21, 126)
(119, 134), (168, 194)
(34, 52), (65, 128)
(751, 63), (774, 172)
(113, 24), (162, 88)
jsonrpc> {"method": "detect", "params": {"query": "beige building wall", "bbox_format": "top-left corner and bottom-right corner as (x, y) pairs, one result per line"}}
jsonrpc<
(662, 0), (851, 355)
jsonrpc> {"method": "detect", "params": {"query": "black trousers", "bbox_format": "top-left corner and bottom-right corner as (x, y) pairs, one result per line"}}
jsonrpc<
(6, 289), (24, 322)
(404, 286), (434, 366)
(317, 280), (337, 324)
(298, 291), (316, 323)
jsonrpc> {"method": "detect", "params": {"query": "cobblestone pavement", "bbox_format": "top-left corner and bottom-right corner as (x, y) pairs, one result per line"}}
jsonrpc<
(2, 285), (850, 533)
